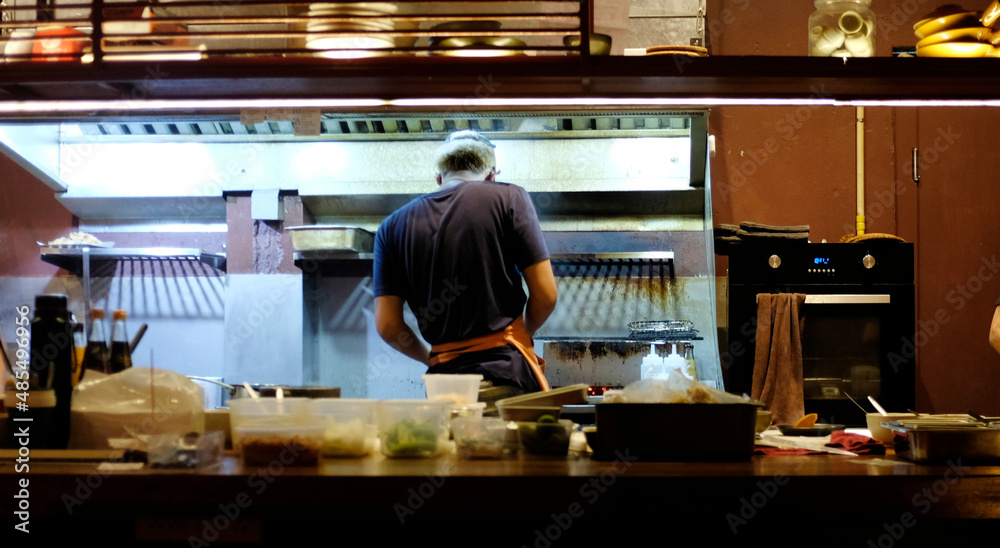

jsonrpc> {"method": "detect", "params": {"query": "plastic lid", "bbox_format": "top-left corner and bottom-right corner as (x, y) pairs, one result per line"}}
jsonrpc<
(89, 308), (105, 319)
(112, 309), (127, 320)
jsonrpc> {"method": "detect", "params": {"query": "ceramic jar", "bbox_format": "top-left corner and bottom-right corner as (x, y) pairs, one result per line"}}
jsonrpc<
(808, 0), (876, 57)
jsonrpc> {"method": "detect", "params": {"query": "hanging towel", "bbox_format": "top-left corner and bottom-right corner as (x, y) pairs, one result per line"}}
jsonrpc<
(751, 293), (807, 426)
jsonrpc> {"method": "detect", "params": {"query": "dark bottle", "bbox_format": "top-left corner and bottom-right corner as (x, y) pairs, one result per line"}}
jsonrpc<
(28, 294), (73, 449)
(81, 308), (110, 378)
(109, 309), (132, 373)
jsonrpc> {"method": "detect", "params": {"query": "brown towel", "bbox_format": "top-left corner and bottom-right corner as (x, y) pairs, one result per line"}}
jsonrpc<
(751, 293), (806, 426)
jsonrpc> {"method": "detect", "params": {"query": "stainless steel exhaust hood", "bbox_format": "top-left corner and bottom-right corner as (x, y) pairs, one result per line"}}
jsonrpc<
(0, 109), (709, 225)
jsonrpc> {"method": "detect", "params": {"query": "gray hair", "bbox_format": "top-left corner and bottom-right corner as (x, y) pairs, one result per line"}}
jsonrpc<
(432, 130), (496, 176)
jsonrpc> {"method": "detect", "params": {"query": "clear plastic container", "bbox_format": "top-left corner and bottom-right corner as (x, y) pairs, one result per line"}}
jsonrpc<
(376, 399), (451, 458)
(310, 398), (377, 458)
(228, 397), (323, 465)
(422, 373), (482, 405)
(808, 0), (875, 57)
(517, 418), (575, 457)
(452, 417), (508, 459)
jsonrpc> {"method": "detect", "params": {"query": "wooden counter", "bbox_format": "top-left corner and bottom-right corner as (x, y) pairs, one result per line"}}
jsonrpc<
(4, 450), (1000, 547)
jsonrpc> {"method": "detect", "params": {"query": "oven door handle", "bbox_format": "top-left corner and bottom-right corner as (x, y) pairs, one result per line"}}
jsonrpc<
(755, 294), (891, 304)
(804, 294), (890, 304)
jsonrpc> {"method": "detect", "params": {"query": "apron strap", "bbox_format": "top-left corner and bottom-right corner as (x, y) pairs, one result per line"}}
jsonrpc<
(429, 317), (550, 391)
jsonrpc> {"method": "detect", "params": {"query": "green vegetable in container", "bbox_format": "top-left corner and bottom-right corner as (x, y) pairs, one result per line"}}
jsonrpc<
(384, 419), (439, 457)
(518, 416), (571, 456)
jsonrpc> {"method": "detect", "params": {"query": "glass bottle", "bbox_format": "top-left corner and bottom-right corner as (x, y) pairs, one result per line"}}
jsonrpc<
(109, 309), (132, 373)
(683, 343), (699, 382)
(27, 294), (73, 448)
(81, 308), (110, 377)
(808, 0), (875, 58)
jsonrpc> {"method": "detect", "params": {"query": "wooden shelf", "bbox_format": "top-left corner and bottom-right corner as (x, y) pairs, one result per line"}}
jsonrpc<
(1, 56), (1000, 115)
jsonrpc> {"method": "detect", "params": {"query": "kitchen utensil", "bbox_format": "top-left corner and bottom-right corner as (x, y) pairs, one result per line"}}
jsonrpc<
(776, 423), (846, 437)
(843, 391), (869, 414)
(866, 412), (917, 443)
(495, 384), (588, 420)
(982, 0), (1000, 27)
(243, 382), (260, 400)
(916, 26), (1000, 48)
(913, 10), (982, 38)
(129, 323), (147, 355)
(868, 395), (888, 416)
(885, 420), (1000, 464)
(433, 37), (527, 57)
(917, 41), (995, 57)
(563, 33), (611, 55)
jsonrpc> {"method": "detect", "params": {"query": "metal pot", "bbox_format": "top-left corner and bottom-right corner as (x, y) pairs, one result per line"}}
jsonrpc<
(187, 377), (341, 400)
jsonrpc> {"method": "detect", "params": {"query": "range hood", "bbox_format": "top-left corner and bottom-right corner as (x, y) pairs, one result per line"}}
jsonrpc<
(0, 109), (710, 227)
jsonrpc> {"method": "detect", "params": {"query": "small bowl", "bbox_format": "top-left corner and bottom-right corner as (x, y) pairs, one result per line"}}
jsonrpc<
(916, 26), (996, 49)
(452, 417), (508, 459)
(913, 11), (982, 39)
(917, 41), (994, 57)
(563, 33), (611, 55)
(866, 412), (918, 444)
(517, 418), (575, 457)
(755, 409), (772, 433)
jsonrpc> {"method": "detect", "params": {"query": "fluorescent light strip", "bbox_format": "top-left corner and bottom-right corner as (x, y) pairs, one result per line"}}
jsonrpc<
(2, 96), (1000, 113)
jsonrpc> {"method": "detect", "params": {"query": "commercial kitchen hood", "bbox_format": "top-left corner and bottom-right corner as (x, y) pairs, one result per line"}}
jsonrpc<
(0, 109), (709, 227)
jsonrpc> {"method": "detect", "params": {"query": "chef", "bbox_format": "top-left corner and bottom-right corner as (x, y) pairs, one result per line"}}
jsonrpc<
(372, 130), (557, 393)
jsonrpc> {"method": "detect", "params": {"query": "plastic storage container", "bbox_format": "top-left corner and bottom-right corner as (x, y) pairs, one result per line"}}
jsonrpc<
(517, 417), (575, 457)
(228, 397), (323, 465)
(452, 417), (508, 459)
(310, 398), (377, 458)
(376, 399), (451, 458)
(808, 0), (875, 57)
(423, 373), (482, 405)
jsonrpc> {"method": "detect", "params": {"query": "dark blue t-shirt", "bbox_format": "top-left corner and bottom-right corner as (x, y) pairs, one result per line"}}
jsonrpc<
(373, 180), (549, 345)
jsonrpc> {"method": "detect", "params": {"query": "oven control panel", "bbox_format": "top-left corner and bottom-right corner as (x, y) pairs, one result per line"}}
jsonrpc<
(728, 242), (913, 285)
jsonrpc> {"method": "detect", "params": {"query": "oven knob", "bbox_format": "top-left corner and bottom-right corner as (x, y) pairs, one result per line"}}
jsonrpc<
(862, 254), (876, 269)
(768, 254), (781, 269)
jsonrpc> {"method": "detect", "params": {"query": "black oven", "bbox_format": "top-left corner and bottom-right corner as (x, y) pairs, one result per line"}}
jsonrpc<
(723, 242), (915, 426)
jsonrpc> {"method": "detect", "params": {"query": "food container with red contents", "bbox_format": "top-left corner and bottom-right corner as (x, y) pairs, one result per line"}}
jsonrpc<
(228, 398), (324, 466)
(32, 27), (88, 62)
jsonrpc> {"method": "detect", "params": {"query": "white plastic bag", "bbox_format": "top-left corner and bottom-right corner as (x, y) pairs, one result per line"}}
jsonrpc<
(621, 370), (750, 404)
(69, 367), (204, 449)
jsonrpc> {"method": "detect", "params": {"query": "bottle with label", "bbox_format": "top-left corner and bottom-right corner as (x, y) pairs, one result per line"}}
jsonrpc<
(81, 308), (110, 378)
(27, 294), (73, 449)
(109, 309), (132, 373)
(683, 343), (699, 382)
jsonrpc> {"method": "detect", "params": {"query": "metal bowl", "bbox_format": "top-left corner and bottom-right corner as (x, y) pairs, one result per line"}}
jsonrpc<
(433, 36), (527, 57)
(563, 33), (611, 55)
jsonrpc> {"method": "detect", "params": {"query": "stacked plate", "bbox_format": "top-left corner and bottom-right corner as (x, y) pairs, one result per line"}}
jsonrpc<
(913, 4), (1000, 57)
(644, 44), (708, 57)
(304, 2), (397, 58)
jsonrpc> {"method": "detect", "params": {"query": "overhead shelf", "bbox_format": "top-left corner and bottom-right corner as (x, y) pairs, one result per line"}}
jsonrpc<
(1, 56), (1000, 111)
(39, 246), (227, 275)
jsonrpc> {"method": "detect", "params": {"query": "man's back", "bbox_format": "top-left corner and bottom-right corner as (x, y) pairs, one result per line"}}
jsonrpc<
(374, 180), (548, 345)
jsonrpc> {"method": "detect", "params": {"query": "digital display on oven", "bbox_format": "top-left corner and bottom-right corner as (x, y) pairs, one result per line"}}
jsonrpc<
(814, 257), (831, 265)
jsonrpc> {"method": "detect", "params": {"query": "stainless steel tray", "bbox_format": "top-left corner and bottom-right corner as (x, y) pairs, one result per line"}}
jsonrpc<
(887, 420), (1000, 464)
(285, 225), (374, 253)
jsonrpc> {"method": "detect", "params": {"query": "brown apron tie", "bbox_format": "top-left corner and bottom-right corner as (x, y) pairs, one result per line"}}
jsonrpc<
(428, 316), (550, 391)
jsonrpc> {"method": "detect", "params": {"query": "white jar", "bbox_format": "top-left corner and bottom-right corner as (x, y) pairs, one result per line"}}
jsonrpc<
(808, 0), (875, 57)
